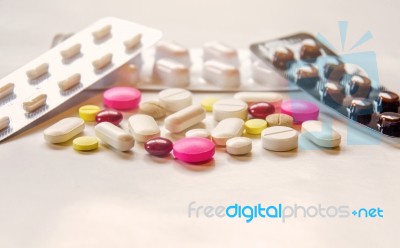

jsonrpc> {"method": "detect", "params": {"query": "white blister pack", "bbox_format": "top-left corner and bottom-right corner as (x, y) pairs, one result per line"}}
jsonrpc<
(135, 44), (299, 92)
(0, 17), (162, 142)
(51, 39), (299, 92)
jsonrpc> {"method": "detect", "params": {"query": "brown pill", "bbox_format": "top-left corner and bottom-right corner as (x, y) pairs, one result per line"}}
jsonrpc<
(300, 39), (322, 61)
(265, 113), (293, 127)
(272, 47), (295, 70)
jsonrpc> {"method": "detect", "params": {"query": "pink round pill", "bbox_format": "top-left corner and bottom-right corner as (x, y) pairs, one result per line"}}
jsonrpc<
(173, 137), (215, 163)
(103, 87), (141, 110)
(281, 99), (319, 123)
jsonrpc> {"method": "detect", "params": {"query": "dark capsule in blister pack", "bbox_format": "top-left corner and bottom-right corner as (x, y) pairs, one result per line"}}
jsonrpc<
(347, 75), (371, 98)
(376, 91), (399, 113)
(324, 63), (346, 82)
(272, 47), (295, 70)
(321, 82), (345, 108)
(296, 65), (319, 89)
(348, 99), (374, 125)
(300, 39), (322, 61)
(378, 112), (400, 137)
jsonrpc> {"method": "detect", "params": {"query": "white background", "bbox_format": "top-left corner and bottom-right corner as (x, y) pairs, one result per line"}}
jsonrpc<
(1, 0), (400, 247)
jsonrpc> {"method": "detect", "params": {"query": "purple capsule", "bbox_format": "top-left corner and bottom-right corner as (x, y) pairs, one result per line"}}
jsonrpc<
(144, 137), (173, 157)
(95, 109), (123, 125)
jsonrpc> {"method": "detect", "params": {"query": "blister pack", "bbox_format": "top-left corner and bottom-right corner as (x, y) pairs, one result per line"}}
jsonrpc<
(0, 17), (162, 142)
(51, 39), (299, 92)
(250, 33), (400, 143)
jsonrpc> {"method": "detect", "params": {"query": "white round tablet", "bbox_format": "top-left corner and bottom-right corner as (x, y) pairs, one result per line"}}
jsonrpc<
(158, 88), (192, 112)
(226, 137), (252, 155)
(213, 98), (248, 122)
(185, 128), (211, 139)
(261, 126), (298, 152)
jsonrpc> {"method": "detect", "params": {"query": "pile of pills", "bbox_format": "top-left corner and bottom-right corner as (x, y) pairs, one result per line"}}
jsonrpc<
(42, 85), (342, 164)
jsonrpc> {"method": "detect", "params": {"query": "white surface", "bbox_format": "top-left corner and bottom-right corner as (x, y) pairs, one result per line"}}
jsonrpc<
(1, 0), (400, 247)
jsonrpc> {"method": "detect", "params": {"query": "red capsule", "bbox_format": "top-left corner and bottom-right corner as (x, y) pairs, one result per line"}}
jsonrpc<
(249, 102), (275, 119)
(95, 109), (123, 125)
(144, 137), (173, 157)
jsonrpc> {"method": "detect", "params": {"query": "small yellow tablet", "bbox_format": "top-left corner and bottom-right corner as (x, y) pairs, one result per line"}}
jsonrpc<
(79, 105), (101, 122)
(245, 119), (267, 135)
(73, 136), (99, 151)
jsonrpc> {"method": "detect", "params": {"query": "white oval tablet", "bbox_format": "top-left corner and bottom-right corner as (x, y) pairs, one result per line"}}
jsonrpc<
(23, 93), (47, 112)
(0, 116), (10, 131)
(211, 118), (244, 146)
(185, 128), (211, 139)
(213, 99), (248, 122)
(158, 88), (192, 112)
(0, 82), (14, 99)
(234, 92), (283, 110)
(261, 126), (298, 152)
(155, 41), (191, 66)
(203, 60), (240, 88)
(153, 59), (190, 87)
(128, 114), (160, 142)
(226, 137), (252, 155)
(203, 41), (239, 66)
(43, 117), (85, 144)
(95, 122), (134, 151)
(301, 120), (341, 148)
(164, 105), (206, 133)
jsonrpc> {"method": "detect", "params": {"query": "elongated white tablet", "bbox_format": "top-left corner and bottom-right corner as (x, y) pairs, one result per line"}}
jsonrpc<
(95, 122), (134, 151)
(0, 82), (14, 99)
(92, 53), (112, 70)
(301, 120), (341, 148)
(211, 118), (244, 146)
(261, 126), (298, 152)
(43, 117), (85, 143)
(92, 24), (112, 40)
(0, 116), (10, 131)
(164, 105), (206, 133)
(203, 41), (239, 66)
(213, 98), (248, 122)
(185, 128), (211, 139)
(26, 63), (49, 80)
(128, 114), (160, 142)
(60, 43), (81, 59)
(252, 60), (288, 87)
(158, 88), (192, 112)
(226, 137), (252, 155)
(234, 92), (283, 110)
(203, 60), (240, 88)
(58, 73), (81, 91)
(124, 33), (142, 50)
(155, 41), (191, 66)
(153, 59), (190, 87)
(23, 93), (47, 112)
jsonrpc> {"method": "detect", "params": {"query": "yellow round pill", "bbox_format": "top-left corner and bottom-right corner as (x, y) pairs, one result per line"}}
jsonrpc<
(245, 119), (267, 135)
(79, 105), (101, 122)
(201, 97), (219, 112)
(73, 136), (99, 151)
